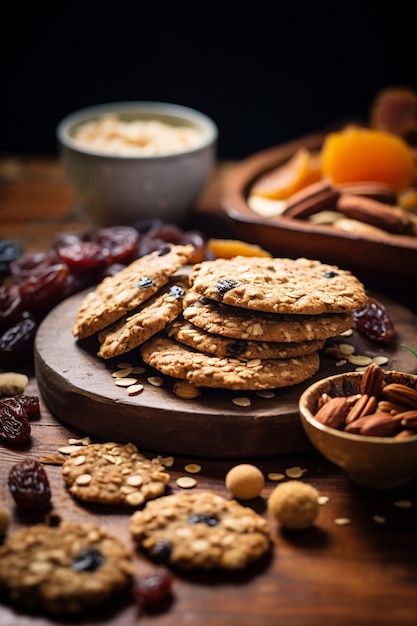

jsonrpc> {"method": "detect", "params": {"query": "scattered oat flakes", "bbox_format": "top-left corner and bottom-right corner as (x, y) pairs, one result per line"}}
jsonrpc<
(336, 359), (347, 367)
(373, 515), (386, 524)
(232, 396), (251, 407)
(347, 355), (373, 366)
(68, 437), (91, 446)
(184, 463), (201, 474)
(147, 376), (164, 387)
(267, 472), (285, 481)
(393, 500), (413, 509)
(285, 466), (307, 479)
(39, 453), (66, 466)
(334, 517), (351, 526)
(372, 356), (389, 365)
(114, 377), (138, 387)
(176, 476), (197, 489)
(256, 390), (276, 399)
(112, 367), (133, 378)
(58, 445), (85, 455)
(127, 383), (144, 396)
(318, 495), (330, 505)
(338, 343), (355, 355)
(157, 455), (174, 467)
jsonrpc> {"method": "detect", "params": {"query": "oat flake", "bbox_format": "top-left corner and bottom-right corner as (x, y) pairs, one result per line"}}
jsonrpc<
(394, 500), (413, 509)
(267, 472), (285, 481)
(334, 517), (351, 526)
(285, 466), (307, 478)
(176, 476), (197, 489)
(184, 463), (201, 474)
(114, 377), (138, 386)
(373, 515), (386, 524)
(318, 496), (330, 505)
(232, 397), (251, 407)
(147, 376), (164, 387)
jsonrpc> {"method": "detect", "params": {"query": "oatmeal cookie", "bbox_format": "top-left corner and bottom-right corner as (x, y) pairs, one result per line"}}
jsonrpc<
(97, 276), (188, 359)
(73, 244), (194, 339)
(188, 256), (367, 315)
(182, 292), (353, 343)
(129, 490), (271, 570)
(61, 442), (170, 506)
(140, 335), (320, 390)
(0, 521), (134, 614)
(167, 316), (324, 360)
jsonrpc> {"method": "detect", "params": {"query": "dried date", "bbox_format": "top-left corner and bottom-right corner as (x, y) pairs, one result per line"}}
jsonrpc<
(0, 397), (31, 446)
(8, 459), (51, 510)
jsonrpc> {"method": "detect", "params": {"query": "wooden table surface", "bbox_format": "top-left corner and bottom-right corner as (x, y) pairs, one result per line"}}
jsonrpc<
(0, 155), (416, 626)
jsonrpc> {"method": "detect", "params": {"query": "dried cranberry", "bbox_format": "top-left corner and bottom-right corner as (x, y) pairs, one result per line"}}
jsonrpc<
(0, 316), (38, 366)
(72, 548), (105, 572)
(58, 242), (110, 273)
(8, 459), (51, 510)
(133, 567), (173, 610)
(90, 226), (139, 264)
(353, 297), (396, 343)
(0, 398), (31, 446)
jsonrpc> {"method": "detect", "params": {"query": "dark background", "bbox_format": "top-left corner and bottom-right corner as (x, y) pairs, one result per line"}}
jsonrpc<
(1, 1), (416, 160)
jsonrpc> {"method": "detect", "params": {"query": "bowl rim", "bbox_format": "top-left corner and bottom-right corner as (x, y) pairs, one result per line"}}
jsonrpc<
(56, 101), (218, 159)
(299, 370), (417, 445)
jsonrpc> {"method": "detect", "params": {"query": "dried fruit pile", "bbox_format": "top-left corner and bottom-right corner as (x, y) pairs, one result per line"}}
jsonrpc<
(0, 221), (205, 366)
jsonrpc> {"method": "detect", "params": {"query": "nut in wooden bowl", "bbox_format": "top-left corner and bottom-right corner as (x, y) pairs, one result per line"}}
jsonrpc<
(298, 368), (417, 489)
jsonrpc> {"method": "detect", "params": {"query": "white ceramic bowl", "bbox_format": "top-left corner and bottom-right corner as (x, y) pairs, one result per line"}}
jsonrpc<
(299, 370), (417, 489)
(57, 102), (218, 226)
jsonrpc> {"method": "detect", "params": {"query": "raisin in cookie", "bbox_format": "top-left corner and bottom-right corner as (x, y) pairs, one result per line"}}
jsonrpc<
(97, 276), (188, 359)
(61, 442), (170, 506)
(182, 292), (353, 343)
(73, 244), (194, 339)
(140, 335), (320, 390)
(129, 490), (271, 570)
(167, 316), (324, 360)
(0, 521), (134, 614)
(188, 256), (367, 315)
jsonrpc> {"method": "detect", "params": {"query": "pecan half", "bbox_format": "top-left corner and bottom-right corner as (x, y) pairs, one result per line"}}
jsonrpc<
(345, 394), (377, 424)
(337, 182), (397, 205)
(282, 180), (340, 219)
(381, 383), (417, 410)
(336, 194), (412, 234)
(360, 362), (385, 397)
(345, 412), (400, 437)
(392, 410), (417, 429)
(314, 396), (349, 429)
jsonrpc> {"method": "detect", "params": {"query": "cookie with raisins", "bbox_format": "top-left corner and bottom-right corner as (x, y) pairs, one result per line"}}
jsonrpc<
(182, 291), (353, 343)
(97, 276), (188, 359)
(188, 256), (367, 315)
(73, 244), (194, 339)
(129, 490), (271, 570)
(167, 316), (324, 361)
(0, 521), (134, 614)
(140, 335), (320, 390)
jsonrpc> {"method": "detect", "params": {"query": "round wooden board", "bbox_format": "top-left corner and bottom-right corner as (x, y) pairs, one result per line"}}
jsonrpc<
(34, 289), (417, 459)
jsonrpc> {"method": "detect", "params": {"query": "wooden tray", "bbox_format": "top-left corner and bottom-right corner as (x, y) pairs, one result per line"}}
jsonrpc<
(221, 131), (417, 291)
(34, 289), (417, 459)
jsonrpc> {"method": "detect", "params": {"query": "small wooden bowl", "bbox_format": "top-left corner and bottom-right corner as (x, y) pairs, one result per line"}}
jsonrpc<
(220, 131), (417, 290)
(299, 370), (417, 489)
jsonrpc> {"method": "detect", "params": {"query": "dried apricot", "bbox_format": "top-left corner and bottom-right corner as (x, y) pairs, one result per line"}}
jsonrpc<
(251, 148), (321, 200)
(321, 126), (416, 191)
(207, 239), (272, 259)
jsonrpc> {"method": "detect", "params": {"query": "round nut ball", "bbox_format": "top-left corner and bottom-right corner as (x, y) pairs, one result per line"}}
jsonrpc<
(267, 480), (319, 529)
(225, 464), (265, 500)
